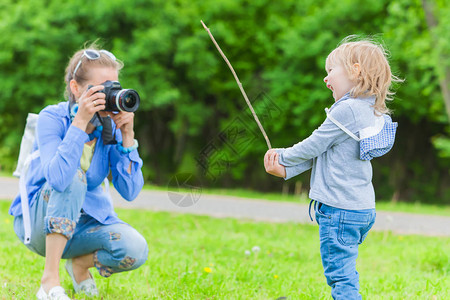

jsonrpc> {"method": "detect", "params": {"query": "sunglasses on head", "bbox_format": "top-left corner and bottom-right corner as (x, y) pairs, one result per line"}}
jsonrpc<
(72, 49), (116, 79)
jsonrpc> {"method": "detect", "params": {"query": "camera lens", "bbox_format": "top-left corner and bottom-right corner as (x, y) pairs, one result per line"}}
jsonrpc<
(123, 94), (137, 108)
(115, 89), (140, 112)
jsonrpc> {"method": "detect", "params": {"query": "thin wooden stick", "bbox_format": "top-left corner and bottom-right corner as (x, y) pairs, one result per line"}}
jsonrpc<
(201, 20), (272, 149)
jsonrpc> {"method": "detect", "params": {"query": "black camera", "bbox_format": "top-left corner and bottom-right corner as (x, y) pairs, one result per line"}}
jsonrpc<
(90, 80), (140, 112)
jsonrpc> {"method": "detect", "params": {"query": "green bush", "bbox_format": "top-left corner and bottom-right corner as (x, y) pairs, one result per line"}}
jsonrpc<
(0, 0), (448, 203)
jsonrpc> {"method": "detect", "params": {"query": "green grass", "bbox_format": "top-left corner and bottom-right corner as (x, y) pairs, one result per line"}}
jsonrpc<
(0, 200), (449, 299)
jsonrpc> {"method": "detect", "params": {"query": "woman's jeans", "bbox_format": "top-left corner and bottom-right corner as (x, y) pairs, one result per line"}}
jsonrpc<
(13, 169), (148, 277)
(315, 203), (376, 300)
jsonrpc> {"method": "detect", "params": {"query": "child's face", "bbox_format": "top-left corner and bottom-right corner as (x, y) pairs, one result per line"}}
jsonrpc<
(323, 63), (356, 101)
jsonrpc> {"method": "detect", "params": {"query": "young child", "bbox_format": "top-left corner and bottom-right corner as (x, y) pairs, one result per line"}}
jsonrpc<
(264, 38), (400, 299)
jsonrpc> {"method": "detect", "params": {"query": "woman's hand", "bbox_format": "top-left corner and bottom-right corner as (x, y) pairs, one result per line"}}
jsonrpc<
(107, 111), (135, 174)
(72, 85), (106, 132)
(264, 149), (286, 178)
(108, 111), (135, 147)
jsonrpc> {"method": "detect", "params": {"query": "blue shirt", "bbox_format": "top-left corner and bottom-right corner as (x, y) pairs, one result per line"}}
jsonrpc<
(276, 94), (380, 210)
(9, 101), (144, 224)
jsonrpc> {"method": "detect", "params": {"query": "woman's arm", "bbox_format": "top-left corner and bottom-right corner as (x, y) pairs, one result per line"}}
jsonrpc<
(38, 109), (87, 192)
(107, 117), (144, 201)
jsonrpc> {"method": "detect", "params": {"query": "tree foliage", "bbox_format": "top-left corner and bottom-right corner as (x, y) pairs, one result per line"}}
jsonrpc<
(0, 0), (448, 202)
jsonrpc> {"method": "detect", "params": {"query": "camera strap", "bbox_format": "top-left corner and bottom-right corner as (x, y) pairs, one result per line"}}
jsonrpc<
(98, 113), (117, 145)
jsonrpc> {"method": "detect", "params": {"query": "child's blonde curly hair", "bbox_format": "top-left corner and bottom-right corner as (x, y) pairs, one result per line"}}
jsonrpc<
(326, 37), (402, 114)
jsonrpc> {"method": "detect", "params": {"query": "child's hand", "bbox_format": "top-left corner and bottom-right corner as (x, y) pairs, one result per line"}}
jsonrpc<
(264, 150), (286, 178)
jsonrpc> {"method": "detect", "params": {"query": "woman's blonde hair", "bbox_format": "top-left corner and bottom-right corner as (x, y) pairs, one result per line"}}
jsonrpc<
(64, 41), (124, 102)
(326, 36), (402, 114)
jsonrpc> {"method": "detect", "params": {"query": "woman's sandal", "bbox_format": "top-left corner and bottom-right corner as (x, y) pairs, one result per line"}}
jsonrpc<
(64, 259), (99, 296)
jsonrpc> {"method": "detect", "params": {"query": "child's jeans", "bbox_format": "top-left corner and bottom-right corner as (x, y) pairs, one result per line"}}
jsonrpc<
(315, 202), (376, 300)
(13, 169), (148, 277)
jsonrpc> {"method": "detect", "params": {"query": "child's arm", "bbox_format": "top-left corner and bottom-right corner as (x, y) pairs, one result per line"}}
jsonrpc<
(284, 159), (313, 179)
(264, 149), (313, 179)
(264, 150), (286, 178)
(278, 103), (356, 166)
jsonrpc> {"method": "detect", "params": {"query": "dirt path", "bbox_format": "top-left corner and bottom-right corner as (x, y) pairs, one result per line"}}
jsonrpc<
(1, 176), (449, 237)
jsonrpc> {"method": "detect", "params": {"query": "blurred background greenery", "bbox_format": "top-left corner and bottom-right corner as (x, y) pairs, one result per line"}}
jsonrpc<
(0, 0), (448, 204)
